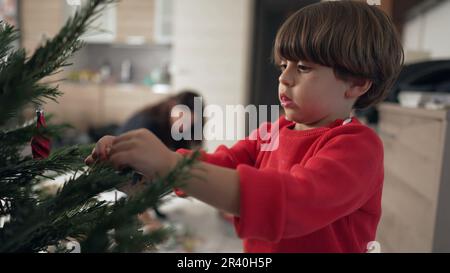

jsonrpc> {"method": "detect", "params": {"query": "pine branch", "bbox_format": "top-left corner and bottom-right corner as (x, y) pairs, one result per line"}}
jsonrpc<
(46, 164), (130, 216)
(0, 0), (117, 127)
(0, 150), (200, 253)
(25, 1), (117, 80)
(110, 219), (171, 253)
(79, 151), (201, 253)
(0, 118), (71, 167)
(0, 49), (35, 126)
(0, 146), (91, 201)
(0, 115), (69, 144)
(0, 22), (18, 62)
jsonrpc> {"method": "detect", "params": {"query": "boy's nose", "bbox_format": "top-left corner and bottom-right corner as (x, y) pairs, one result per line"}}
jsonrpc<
(279, 73), (294, 87)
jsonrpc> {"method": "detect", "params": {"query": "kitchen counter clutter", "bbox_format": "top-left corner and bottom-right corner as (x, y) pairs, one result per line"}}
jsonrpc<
(42, 82), (171, 132)
(376, 103), (450, 252)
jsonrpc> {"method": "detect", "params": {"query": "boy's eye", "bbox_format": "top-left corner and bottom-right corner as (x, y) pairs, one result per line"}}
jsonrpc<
(278, 63), (311, 73)
(297, 65), (311, 72)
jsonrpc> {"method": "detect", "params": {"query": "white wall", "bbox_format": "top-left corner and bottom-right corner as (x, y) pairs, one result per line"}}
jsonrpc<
(171, 0), (254, 152)
(403, 0), (450, 62)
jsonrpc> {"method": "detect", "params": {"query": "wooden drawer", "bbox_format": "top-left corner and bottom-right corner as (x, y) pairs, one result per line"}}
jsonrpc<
(45, 84), (102, 131)
(116, 0), (155, 44)
(42, 83), (169, 131)
(378, 110), (442, 160)
(376, 103), (450, 252)
(377, 169), (436, 252)
(378, 108), (444, 202)
(21, 0), (64, 54)
(102, 85), (169, 124)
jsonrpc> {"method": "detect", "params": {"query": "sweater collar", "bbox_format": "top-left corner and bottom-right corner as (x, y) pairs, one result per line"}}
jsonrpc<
(282, 117), (356, 137)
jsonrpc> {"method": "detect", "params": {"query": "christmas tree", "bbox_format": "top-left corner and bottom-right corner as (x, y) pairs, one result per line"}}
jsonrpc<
(0, 0), (197, 253)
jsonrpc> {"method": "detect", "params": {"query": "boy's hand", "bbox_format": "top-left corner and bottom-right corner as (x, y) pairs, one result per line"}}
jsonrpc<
(108, 129), (181, 178)
(84, 135), (116, 165)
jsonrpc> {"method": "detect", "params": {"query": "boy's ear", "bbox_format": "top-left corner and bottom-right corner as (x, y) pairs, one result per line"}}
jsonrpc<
(345, 78), (372, 99)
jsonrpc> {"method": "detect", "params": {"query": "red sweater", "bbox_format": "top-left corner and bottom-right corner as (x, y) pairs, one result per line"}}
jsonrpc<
(176, 116), (383, 253)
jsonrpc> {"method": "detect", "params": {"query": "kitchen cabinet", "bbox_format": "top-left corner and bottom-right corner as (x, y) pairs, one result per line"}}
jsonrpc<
(153, 0), (174, 44)
(20, 0), (64, 54)
(43, 83), (170, 132)
(21, 0), (172, 47)
(376, 103), (450, 252)
(65, 0), (117, 44)
(116, 0), (173, 45)
(116, 0), (154, 44)
(21, 0), (116, 49)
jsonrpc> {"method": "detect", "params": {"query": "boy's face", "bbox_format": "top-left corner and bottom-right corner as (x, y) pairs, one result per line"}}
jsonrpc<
(278, 60), (352, 127)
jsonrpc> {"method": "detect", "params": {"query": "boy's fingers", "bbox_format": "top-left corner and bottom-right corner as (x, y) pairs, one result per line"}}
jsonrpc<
(91, 148), (98, 160)
(110, 140), (136, 156)
(113, 129), (149, 145)
(109, 152), (130, 171)
(85, 155), (95, 165)
(96, 142), (112, 160)
(96, 143), (106, 160)
(113, 132), (136, 145)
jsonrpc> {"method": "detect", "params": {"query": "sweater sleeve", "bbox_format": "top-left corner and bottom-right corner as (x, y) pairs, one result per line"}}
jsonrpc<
(233, 126), (384, 242)
(176, 139), (258, 169)
(173, 122), (270, 197)
(174, 119), (282, 168)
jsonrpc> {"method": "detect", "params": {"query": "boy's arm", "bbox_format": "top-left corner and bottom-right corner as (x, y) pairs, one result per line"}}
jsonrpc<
(173, 140), (256, 198)
(176, 119), (278, 169)
(172, 122), (270, 197)
(176, 156), (241, 216)
(177, 139), (258, 169)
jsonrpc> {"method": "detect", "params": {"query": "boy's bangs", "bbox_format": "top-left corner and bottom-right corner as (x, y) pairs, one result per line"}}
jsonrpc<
(273, 14), (318, 65)
(273, 6), (340, 69)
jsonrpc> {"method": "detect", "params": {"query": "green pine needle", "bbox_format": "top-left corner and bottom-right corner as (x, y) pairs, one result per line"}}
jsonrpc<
(1, 0), (202, 253)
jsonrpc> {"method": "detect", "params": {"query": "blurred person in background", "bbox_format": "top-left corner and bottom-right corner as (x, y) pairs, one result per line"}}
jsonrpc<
(116, 90), (204, 152)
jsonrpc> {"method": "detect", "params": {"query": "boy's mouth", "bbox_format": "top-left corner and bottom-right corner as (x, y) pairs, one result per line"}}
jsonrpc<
(280, 94), (295, 108)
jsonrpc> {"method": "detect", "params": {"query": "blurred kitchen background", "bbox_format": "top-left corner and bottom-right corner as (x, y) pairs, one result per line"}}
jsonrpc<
(5, 0), (450, 252)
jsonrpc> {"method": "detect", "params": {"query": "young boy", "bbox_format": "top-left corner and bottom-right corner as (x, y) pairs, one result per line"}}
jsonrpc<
(85, 1), (403, 253)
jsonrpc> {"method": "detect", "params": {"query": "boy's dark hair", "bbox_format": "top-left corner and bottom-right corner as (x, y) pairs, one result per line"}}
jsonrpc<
(273, 1), (404, 109)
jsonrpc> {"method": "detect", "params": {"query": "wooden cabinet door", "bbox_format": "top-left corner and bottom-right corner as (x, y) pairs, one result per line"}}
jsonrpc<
(376, 103), (450, 252)
(20, 0), (64, 54)
(116, 0), (155, 44)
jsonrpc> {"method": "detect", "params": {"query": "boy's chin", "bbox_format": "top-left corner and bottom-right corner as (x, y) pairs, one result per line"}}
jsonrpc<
(284, 111), (298, 122)
(284, 112), (306, 124)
